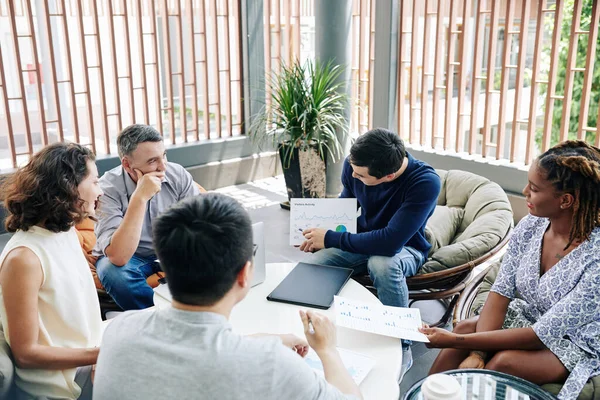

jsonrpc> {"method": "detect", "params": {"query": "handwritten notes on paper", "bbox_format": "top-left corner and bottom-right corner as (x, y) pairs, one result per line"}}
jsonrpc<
(290, 198), (357, 246)
(334, 296), (429, 342)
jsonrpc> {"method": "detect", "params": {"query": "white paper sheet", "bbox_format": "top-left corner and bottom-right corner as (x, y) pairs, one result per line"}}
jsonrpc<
(304, 348), (376, 385)
(290, 198), (358, 246)
(334, 296), (429, 342)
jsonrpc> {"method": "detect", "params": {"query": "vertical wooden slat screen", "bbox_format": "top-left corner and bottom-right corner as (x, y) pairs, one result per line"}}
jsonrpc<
(409, 1), (420, 144)
(541, 0), (564, 152)
(368, 0), (376, 130)
(161, 0), (175, 144)
(482, 0), (500, 158)
(174, 1), (187, 142)
(559, 0), (583, 143)
(2, 1), (600, 168)
(136, 0), (150, 125)
(509, 0), (531, 163)
(495, 0), (515, 159)
(397, 0), (407, 141)
(0, 0), (244, 167)
(199, 0), (211, 139)
(525, 0), (547, 164)
(149, 0), (164, 138)
(455, 0), (471, 153)
(394, 0), (600, 165)
(186, 0), (198, 140)
(7, 0), (34, 156)
(25, 0), (48, 147)
(0, 43), (17, 167)
(431, 0), (446, 147)
(577, 0), (599, 140)
(443, 0), (458, 150)
(468, 0), (487, 155)
(420, 0), (432, 146)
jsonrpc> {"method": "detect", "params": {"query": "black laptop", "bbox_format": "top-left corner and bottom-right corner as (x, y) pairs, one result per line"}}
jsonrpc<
(267, 262), (353, 309)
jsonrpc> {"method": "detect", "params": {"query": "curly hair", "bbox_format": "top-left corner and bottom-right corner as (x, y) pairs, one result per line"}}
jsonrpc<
(537, 140), (600, 248)
(1, 142), (96, 233)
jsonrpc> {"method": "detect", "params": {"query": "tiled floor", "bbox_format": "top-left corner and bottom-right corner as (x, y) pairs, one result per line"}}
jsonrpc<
(215, 176), (450, 398)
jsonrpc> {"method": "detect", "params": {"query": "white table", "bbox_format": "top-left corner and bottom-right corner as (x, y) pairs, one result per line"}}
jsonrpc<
(154, 263), (402, 400)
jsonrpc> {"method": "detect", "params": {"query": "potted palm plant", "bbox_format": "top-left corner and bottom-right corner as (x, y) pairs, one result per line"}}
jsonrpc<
(248, 59), (348, 206)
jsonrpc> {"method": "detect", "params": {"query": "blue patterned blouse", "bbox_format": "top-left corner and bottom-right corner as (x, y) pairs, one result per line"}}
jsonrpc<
(491, 214), (600, 400)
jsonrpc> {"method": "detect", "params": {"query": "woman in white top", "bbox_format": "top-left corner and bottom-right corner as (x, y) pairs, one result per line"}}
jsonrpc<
(0, 143), (104, 399)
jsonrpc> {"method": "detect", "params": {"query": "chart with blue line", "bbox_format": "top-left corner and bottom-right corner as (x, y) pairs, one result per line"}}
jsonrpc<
(289, 198), (358, 246)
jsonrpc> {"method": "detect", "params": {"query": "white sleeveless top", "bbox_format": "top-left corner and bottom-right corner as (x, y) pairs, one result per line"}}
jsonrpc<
(0, 226), (103, 399)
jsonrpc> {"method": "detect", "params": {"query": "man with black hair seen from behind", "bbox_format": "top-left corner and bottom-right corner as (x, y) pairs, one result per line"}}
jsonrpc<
(93, 124), (201, 310)
(93, 193), (363, 400)
(300, 128), (441, 383)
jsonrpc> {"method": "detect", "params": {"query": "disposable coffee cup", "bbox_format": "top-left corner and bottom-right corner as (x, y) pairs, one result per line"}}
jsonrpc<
(421, 374), (462, 400)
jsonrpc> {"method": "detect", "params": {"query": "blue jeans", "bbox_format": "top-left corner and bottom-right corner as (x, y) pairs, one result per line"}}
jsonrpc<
(310, 246), (424, 307)
(96, 255), (161, 310)
(309, 246), (425, 346)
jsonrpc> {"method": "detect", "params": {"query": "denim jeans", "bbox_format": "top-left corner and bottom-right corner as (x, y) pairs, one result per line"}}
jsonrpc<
(96, 255), (160, 310)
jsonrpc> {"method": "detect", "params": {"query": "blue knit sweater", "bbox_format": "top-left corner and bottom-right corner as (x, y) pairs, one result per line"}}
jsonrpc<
(324, 153), (441, 258)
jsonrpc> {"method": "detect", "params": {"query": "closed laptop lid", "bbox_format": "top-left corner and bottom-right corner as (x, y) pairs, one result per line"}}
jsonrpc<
(267, 262), (353, 309)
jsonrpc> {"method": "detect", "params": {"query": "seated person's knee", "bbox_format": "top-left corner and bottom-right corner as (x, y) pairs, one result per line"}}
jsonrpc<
(367, 256), (395, 277)
(453, 318), (477, 334)
(485, 350), (517, 373)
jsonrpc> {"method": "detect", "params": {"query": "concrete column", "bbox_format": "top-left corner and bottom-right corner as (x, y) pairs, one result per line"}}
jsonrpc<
(241, 0), (265, 126)
(315, 0), (353, 197)
(371, 0), (399, 130)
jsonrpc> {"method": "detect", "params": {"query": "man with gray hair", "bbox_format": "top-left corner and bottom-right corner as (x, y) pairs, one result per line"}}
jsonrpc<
(93, 124), (201, 310)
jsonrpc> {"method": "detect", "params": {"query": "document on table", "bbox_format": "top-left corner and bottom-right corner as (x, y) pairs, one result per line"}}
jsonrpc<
(289, 198), (357, 246)
(334, 296), (429, 342)
(304, 348), (375, 385)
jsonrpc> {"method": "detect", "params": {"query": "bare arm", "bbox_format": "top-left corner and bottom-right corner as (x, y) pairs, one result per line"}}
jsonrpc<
(300, 310), (363, 399)
(475, 292), (511, 332)
(0, 248), (99, 369)
(104, 194), (148, 266)
(453, 327), (544, 351)
(105, 169), (162, 266)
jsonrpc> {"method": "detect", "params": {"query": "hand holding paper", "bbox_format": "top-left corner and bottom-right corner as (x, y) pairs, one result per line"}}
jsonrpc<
(334, 296), (429, 342)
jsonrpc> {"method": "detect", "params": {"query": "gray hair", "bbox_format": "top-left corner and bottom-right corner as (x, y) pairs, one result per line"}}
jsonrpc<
(117, 124), (163, 158)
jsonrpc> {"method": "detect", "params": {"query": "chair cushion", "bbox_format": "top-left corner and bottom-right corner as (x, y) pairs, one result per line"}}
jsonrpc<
(424, 206), (465, 256)
(470, 258), (502, 315)
(418, 169), (513, 274)
(542, 375), (600, 399)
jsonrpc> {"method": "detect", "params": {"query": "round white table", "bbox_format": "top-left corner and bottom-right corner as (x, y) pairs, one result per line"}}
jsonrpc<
(154, 262), (402, 400)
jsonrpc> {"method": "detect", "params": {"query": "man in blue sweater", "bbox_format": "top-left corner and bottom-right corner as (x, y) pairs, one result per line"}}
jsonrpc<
(300, 128), (441, 381)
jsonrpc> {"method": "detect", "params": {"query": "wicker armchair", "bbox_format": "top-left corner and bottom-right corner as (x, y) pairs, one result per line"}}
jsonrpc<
(355, 169), (514, 327)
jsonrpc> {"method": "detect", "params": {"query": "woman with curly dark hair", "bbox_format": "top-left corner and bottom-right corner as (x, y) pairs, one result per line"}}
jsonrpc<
(421, 140), (600, 400)
(0, 142), (104, 399)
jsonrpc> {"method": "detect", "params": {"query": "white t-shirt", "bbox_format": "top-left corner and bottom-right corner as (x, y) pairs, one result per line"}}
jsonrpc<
(94, 307), (357, 400)
(0, 226), (103, 399)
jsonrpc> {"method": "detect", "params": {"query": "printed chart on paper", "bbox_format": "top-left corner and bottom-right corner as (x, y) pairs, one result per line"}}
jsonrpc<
(334, 296), (429, 342)
(289, 198), (358, 246)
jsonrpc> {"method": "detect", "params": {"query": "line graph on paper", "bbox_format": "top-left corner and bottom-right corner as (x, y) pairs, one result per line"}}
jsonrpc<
(334, 296), (429, 342)
(289, 198), (357, 246)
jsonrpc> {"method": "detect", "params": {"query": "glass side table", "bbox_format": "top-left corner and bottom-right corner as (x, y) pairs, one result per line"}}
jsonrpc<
(403, 369), (557, 400)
